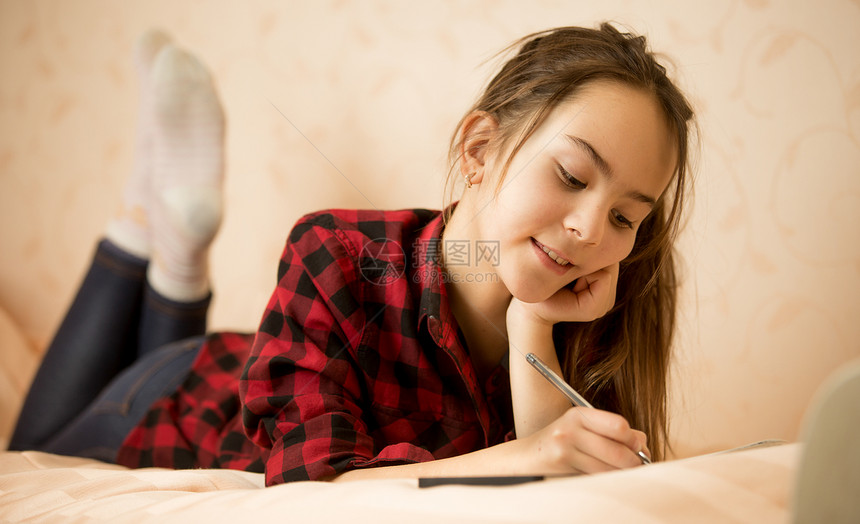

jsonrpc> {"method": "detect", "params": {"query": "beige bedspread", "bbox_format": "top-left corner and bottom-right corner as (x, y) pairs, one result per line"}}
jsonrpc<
(0, 443), (800, 523)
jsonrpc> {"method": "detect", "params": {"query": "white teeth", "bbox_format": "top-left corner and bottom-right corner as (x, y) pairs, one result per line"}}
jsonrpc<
(540, 244), (569, 266)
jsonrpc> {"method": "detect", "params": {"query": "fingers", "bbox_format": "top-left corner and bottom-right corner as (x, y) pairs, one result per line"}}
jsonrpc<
(509, 263), (621, 326)
(570, 408), (646, 467)
(565, 265), (618, 321)
(536, 408), (648, 474)
(575, 408), (642, 449)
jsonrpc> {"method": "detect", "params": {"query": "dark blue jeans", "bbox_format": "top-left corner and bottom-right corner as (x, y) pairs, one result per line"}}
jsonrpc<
(8, 240), (209, 463)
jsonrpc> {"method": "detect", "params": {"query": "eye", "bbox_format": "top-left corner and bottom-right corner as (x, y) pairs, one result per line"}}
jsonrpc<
(557, 164), (586, 189)
(611, 210), (634, 230)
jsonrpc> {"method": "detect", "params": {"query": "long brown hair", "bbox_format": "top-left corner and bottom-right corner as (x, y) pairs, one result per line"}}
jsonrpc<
(444, 23), (695, 460)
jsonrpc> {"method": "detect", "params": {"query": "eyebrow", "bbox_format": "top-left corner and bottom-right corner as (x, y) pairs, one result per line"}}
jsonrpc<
(563, 134), (657, 207)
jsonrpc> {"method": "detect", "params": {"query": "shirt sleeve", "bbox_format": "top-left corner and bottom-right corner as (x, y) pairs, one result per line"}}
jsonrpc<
(239, 213), (433, 485)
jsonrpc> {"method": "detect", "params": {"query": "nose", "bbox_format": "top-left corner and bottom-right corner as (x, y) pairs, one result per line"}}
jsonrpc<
(566, 206), (605, 246)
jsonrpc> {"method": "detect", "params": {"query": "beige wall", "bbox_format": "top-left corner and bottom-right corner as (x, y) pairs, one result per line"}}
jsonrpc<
(1, 0), (858, 456)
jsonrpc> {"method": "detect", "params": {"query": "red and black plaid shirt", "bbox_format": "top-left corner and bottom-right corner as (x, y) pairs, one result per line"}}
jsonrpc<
(117, 208), (514, 485)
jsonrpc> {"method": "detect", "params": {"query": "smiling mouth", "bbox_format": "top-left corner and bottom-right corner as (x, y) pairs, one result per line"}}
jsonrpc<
(533, 239), (571, 267)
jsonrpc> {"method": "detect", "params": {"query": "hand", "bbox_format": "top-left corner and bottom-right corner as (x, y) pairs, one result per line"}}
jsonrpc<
(509, 263), (619, 327)
(329, 406), (649, 482)
(520, 406), (650, 475)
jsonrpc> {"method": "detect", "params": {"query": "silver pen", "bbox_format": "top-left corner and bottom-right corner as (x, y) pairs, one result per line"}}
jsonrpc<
(525, 352), (651, 465)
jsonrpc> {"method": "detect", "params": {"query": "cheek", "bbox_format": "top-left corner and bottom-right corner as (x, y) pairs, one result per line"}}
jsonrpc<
(599, 231), (637, 265)
(494, 182), (554, 231)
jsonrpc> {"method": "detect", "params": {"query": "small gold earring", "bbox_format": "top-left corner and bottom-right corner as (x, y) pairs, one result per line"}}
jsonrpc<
(465, 172), (474, 188)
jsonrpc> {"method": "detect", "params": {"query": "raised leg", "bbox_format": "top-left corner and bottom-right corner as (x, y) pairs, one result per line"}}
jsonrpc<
(9, 30), (226, 452)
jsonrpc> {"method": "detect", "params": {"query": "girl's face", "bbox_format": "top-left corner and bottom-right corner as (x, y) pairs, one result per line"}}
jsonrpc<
(473, 81), (677, 303)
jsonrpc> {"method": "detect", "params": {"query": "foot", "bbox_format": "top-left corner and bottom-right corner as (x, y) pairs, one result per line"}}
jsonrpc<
(104, 29), (172, 259)
(146, 43), (225, 302)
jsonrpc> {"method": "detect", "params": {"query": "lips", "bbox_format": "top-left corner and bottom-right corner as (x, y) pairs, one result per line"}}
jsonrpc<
(532, 238), (572, 267)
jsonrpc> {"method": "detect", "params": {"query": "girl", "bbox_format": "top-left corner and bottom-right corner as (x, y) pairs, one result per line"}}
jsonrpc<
(10, 22), (694, 486)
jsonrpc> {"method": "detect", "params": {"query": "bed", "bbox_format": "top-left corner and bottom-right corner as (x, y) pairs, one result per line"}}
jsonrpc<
(0, 302), (808, 523)
(0, 444), (800, 523)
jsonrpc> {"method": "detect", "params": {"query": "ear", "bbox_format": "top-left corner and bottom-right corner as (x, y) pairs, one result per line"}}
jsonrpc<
(458, 111), (499, 184)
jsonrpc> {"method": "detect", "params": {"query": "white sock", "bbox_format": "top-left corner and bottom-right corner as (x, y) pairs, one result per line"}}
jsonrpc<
(146, 43), (225, 302)
(104, 30), (172, 259)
